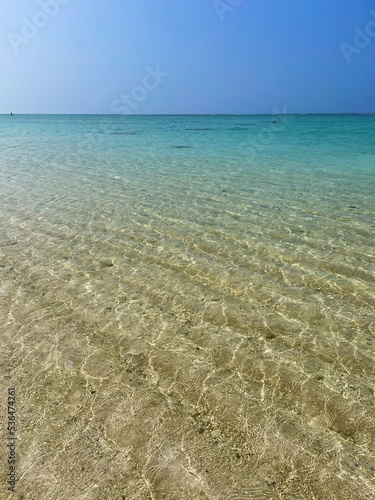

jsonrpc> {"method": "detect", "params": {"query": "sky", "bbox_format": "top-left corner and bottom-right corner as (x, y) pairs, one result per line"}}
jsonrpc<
(0, 0), (374, 114)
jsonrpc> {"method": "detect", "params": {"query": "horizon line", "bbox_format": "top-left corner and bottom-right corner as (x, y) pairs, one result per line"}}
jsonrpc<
(2, 112), (375, 116)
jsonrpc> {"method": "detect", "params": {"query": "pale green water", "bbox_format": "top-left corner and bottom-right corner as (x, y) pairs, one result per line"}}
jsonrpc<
(0, 115), (374, 499)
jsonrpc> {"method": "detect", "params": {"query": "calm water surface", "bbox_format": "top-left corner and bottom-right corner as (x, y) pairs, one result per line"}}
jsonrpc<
(0, 115), (374, 499)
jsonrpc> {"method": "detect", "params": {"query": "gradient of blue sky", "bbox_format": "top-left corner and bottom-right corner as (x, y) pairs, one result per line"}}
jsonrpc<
(0, 0), (374, 114)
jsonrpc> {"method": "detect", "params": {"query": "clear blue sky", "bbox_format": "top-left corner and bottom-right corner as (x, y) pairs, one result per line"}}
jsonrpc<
(0, 0), (374, 114)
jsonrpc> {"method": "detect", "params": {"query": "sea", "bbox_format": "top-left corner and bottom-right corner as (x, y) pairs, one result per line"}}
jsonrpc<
(0, 114), (374, 499)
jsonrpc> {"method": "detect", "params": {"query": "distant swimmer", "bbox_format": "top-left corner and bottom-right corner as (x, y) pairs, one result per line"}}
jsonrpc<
(10, 112), (13, 117)
(271, 120), (276, 124)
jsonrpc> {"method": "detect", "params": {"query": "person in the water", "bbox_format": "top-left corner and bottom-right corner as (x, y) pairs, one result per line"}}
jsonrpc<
(10, 112), (13, 117)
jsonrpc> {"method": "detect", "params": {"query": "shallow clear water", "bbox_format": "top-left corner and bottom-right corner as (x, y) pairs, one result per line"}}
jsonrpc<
(0, 114), (374, 499)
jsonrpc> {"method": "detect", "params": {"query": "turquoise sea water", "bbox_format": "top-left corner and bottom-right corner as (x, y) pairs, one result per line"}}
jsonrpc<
(0, 115), (374, 499)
